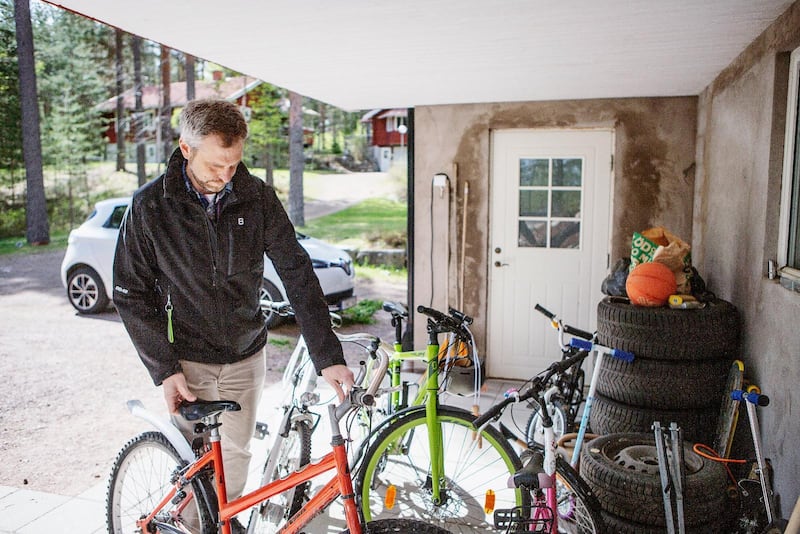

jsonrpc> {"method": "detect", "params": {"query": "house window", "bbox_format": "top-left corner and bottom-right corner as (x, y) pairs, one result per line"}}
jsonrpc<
(386, 116), (407, 132)
(778, 46), (800, 285)
(517, 157), (582, 249)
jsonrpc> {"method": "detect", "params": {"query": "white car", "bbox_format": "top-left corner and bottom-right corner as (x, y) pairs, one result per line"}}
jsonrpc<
(60, 197), (356, 327)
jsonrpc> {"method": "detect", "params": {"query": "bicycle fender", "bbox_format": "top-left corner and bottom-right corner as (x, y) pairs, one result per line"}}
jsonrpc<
(126, 399), (194, 462)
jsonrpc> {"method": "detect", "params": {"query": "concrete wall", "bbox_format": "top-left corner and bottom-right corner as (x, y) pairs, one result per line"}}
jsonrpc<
(412, 97), (697, 357)
(693, 0), (800, 513)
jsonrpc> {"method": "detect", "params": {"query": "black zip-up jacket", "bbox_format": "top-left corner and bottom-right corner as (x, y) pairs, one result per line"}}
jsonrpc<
(113, 148), (345, 385)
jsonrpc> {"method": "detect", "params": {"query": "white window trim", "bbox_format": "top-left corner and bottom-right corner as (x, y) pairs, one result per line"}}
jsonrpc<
(777, 46), (800, 279)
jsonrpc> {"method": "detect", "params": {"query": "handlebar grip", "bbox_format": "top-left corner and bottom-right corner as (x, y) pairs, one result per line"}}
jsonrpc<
(473, 396), (514, 428)
(569, 338), (593, 351)
(417, 305), (448, 322)
(732, 389), (770, 406)
(569, 338), (635, 362)
(562, 324), (595, 341)
(534, 303), (555, 319)
(610, 348), (635, 363)
(448, 306), (474, 325)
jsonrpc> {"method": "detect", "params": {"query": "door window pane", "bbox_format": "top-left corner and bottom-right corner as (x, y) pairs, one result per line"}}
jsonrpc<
(550, 221), (580, 249)
(520, 158), (549, 186)
(519, 190), (548, 217)
(519, 221), (547, 247)
(552, 158), (583, 186)
(552, 191), (581, 218)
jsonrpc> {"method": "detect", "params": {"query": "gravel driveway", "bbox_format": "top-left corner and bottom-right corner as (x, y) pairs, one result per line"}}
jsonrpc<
(0, 248), (403, 497)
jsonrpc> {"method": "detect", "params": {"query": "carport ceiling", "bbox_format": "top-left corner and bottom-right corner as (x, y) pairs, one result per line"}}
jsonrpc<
(46, 0), (794, 110)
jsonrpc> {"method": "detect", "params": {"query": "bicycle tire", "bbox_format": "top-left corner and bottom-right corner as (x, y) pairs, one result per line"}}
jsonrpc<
(524, 401), (569, 446)
(552, 454), (607, 533)
(356, 406), (528, 533)
(248, 419), (312, 533)
(339, 518), (454, 533)
(106, 431), (216, 534)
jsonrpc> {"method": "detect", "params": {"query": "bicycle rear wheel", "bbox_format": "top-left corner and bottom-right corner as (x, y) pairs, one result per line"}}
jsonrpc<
(356, 406), (528, 533)
(106, 431), (215, 534)
(248, 419), (312, 533)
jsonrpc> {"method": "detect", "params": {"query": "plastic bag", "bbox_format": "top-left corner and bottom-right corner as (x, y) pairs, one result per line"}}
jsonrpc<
(601, 257), (630, 297)
(630, 227), (692, 293)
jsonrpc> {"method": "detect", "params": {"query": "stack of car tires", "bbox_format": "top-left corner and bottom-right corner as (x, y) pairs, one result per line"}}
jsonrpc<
(579, 297), (740, 532)
(591, 297), (740, 444)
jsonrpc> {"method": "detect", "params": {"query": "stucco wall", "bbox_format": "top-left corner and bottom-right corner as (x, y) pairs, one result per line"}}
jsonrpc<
(412, 97), (696, 356)
(693, 0), (800, 513)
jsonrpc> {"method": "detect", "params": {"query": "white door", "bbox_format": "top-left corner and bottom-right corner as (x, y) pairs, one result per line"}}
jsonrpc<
(488, 129), (613, 379)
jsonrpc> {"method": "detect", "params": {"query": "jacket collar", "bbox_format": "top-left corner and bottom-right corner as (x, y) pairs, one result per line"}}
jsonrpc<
(162, 147), (258, 206)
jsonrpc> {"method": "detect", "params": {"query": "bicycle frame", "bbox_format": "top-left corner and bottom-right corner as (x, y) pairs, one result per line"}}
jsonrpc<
(128, 335), (389, 534)
(137, 404), (359, 534)
(377, 304), (486, 509)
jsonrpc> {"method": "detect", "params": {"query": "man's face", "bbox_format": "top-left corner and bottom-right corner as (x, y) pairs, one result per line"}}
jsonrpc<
(179, 133), (244, 194)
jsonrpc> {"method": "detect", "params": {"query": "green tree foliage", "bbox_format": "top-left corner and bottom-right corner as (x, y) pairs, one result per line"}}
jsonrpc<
(244, 82), (286, 176)
(35, 5), (108, 168)
(0, 1), (21, 198)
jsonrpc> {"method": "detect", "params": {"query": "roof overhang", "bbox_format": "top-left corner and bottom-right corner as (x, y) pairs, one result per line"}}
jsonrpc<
(45, 0), (794, 110)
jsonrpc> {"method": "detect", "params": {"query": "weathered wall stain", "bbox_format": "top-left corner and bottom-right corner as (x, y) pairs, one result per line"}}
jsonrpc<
(414, 96), (696, 348)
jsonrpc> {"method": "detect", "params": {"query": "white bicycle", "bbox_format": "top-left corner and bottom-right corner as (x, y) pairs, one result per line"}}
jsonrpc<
(249, 300), (389, 533)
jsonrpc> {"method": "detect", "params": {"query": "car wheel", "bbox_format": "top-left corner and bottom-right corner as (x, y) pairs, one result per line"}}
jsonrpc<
(260, 279), (284, 329)
(67, 266), (110, 314)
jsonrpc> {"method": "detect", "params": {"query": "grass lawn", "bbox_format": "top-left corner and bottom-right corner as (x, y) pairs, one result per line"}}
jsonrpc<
(298, 198), (406, 250)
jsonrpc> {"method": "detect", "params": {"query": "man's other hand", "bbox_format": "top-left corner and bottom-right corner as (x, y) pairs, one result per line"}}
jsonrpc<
(321, 364), (355, 402)
(162, 372), (197, 414)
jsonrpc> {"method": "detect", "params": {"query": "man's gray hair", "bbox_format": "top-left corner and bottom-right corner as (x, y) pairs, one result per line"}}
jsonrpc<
(179, 99), (248, 148)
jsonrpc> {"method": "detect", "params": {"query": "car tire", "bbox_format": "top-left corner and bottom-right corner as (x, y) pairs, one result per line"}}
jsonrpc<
(67, 266), (110, 314)
(596, 355), (731, 409)
(589, 393), (718, 445)
(260, 279), (284, 329)
(581, 433), (728, 529)
(596, 298), (740, 361)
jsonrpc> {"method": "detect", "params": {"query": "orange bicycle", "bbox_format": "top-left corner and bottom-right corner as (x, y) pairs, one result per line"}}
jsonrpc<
(105, 346), (451, 534)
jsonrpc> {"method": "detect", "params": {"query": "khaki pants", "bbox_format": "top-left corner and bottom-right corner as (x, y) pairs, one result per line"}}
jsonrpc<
(173, 349), (266, 502)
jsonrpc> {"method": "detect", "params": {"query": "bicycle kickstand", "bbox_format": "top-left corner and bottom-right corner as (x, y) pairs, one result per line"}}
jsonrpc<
(653, 421), (686, 534)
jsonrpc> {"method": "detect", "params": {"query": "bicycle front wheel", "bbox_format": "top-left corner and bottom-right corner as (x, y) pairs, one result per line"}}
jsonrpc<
(553, 454), (606, 533)
(106, 431), (215, 534)
(525, 401), (569, 446)
(248, 419), (312, 533)
(356, 406), (527, 533)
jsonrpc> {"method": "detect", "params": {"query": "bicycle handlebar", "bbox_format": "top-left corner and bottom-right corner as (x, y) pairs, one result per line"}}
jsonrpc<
(474, 348), (588, 429)
(534, 303), (555, 320)
(732, 389), (770, 406)
(534, 303), (594, 341)
(417, 304), (472, 333)
(333, 342), (390, 421)
(570, 338), (634, 362)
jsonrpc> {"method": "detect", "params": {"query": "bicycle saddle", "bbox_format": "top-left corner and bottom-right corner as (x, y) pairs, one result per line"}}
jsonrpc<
(179, 399), (241, 421)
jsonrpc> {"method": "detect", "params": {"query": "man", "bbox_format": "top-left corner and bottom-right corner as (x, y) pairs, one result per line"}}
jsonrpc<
(113, 98), (353, 529)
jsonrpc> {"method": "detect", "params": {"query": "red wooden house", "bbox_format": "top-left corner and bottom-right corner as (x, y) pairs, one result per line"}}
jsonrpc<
(361, 108), (408, 171)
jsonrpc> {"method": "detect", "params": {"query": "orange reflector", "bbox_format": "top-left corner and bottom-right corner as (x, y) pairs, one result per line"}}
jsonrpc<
(484, 489), (495, 514)
(385, 485), (397, 509)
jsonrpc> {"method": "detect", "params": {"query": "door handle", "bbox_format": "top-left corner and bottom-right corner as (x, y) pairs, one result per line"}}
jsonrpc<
(494, 261), (509, 267)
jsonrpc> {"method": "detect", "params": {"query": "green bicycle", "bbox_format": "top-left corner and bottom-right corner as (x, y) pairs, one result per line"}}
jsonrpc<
(355, 303), (529, 533)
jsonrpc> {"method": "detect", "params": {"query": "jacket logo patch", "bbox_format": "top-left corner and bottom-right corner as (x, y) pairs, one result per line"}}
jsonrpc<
(238, 217), (245, 226)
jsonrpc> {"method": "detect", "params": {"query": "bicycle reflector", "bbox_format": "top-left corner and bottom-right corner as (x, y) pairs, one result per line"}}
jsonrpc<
(484, 489), (496, 514)
(384, 485), (397, 509)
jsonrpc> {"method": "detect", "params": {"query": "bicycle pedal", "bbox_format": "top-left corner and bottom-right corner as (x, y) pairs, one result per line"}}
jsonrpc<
(253, 421), (269, 440)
